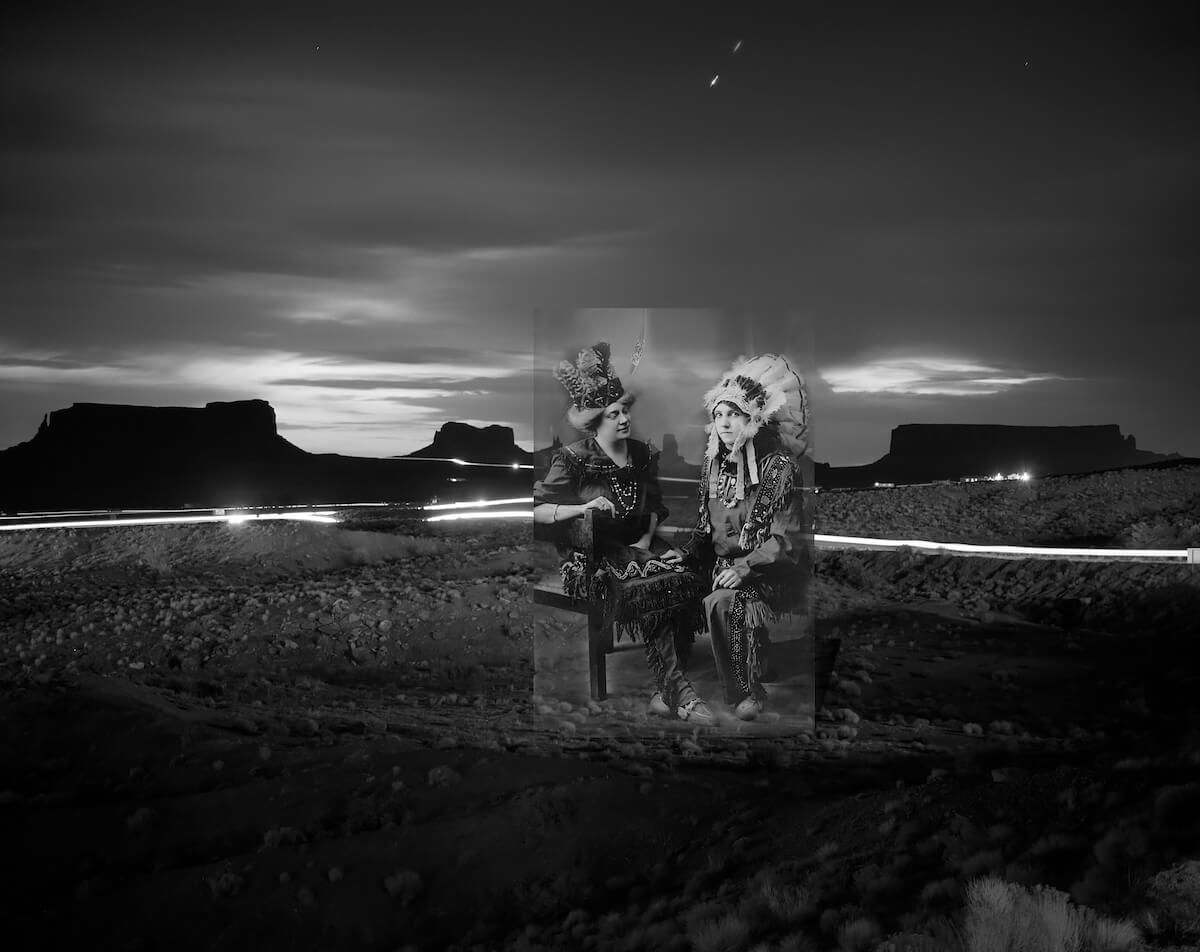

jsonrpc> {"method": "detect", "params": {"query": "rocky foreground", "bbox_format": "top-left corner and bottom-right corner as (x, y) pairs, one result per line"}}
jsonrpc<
(2, 465), (1199, 951)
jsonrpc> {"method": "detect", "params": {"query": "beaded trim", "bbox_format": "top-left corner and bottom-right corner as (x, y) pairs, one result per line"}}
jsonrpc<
(605, 557), (685, 581)
(737, 453), (795, 551)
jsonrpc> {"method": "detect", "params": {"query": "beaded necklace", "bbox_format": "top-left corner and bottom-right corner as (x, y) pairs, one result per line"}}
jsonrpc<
(716, 453), (740, 509)
(593, 438), (640, 518)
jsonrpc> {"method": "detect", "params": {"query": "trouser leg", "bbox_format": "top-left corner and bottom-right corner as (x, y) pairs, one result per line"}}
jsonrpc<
(706, 588), (753, 705)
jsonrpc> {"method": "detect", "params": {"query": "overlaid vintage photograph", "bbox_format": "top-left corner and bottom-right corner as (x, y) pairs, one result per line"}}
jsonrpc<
(531, 310), (817, 733)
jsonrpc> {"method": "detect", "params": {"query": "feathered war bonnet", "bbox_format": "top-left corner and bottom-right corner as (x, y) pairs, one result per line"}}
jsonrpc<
(553, 342), (632, 432)
(701, 353), (811, 502)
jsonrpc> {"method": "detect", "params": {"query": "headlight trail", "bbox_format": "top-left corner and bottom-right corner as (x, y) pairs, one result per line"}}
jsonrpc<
(423, 497), (533, 511)
(426, 509), (532, 522)
(0, 511), (340, 531)
(814, 534), (1193, 563)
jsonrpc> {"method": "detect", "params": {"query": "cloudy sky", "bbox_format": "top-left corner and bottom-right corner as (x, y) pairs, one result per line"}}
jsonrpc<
(2, 3), (1196, 464)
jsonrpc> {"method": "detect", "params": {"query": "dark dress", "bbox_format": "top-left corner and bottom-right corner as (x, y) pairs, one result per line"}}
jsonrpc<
(534, 437), (706, 701)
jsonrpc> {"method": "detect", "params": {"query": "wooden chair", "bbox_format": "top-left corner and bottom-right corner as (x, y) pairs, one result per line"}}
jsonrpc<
(532, 509), (691, 701)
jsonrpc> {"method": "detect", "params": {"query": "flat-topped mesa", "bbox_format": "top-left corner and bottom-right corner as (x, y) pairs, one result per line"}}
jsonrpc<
(28, 399), (302, 460)
(657, 432), (701, 479)
(405, 421), (532, 465)
(882, 423), (1161, 479)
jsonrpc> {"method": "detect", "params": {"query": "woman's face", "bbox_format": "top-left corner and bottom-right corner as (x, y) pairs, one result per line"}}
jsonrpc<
(712, 402), (748, 449)
(594, 400), (632, 442)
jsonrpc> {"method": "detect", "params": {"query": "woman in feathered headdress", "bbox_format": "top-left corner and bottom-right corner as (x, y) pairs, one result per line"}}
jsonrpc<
(667, 354), (811, 721)
(533, 342), (713, 723)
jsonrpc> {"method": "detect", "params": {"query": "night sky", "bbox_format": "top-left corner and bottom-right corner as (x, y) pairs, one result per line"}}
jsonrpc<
(2, 3), (1196, 465)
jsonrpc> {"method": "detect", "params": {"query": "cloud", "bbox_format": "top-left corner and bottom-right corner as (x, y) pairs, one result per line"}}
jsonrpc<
(821, 356), (1063, 396)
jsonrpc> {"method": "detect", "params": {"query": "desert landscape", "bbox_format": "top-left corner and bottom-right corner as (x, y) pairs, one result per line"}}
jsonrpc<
(2, 463), (1199, 951)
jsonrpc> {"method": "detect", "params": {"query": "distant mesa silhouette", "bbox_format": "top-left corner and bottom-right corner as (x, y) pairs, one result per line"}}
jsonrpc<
(0, 400), (529, 512)
(815, 423), (1180, 488)
(402, 421), (532, 466)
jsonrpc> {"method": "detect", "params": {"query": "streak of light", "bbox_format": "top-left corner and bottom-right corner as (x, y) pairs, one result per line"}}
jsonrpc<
(814, 534), (1191, 562)
(426, 510), (531, 523)
(1, 512), (339, 532)
(710, 74), (719, 87)
(0, 501), (390, 520)
(396, 457), (533, 469)
(423, 497), (533, 511)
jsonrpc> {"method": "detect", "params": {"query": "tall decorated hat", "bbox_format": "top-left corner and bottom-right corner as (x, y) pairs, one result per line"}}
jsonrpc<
(701, 353), (810, 501)
(553, 342), (629, 431)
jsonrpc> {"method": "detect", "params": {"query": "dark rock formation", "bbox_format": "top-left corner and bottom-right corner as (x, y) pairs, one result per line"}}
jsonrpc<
(816, 423), (1176, 488)
(656, 433), (700, 479)
(0, 402), (529, 512)
(404, 422), (532, 466)
(20, 400), (302, 461)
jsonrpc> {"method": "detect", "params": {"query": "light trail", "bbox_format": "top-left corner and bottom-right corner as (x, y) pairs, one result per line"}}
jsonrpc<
(426, 509), (531, 523)
(423, 497), (532, 511)
(0, 511), (339, 531)
(3, 494), (1194, 566)
(396, 457), (534, 470)
(814, 534), (1195, 563)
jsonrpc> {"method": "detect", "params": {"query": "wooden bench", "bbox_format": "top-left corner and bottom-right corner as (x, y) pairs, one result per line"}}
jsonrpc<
(532, 510), (691, 701)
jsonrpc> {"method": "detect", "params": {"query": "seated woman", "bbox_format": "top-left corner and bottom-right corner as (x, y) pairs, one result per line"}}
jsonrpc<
(668, 354), (810, 722)
(533, 342), (712, 723)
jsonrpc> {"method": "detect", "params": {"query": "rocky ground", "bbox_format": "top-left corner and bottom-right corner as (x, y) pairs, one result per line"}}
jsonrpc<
(2, 464), (1199, 951)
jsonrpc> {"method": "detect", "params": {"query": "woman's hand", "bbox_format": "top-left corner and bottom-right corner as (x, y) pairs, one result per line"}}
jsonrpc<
(714, 563), (750, 590)
(660, 547), (686, 565)
(582, 496), (616, 516)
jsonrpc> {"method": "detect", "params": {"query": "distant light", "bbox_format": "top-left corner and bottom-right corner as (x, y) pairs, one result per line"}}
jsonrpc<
(451, 458), (466, 466)
(512, 462), (520, 470)
(426, 509), (531, 523)
(710, 74), (719, 87)
(959, 471), (1031, 484)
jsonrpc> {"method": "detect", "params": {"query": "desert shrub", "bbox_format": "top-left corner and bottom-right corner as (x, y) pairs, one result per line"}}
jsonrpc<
(684, 899), (729, 934)
(959, 877), (1142, 952)
(759, 880), (815, 927)
(774, 932), (820, 952)
(1088, 916), (1143, 951)
(837, 917), (880, 951)
(1125, 516), (1200, 549)
(1144, 860), (1200, 942)
(689, 911), (752, 952)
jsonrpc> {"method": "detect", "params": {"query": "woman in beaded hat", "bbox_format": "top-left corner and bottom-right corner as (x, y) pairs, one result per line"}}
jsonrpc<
(666, 354), (811, 721)
(533, 342), (713, 723)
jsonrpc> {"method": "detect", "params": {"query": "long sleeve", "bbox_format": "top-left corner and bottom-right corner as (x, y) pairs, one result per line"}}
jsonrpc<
(732, 454), (804, 573)
(533, 448), (581, 507)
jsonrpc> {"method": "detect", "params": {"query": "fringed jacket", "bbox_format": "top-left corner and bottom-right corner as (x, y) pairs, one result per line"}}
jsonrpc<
(679, 432), (807, 606)
(533, 438), (670, 550)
